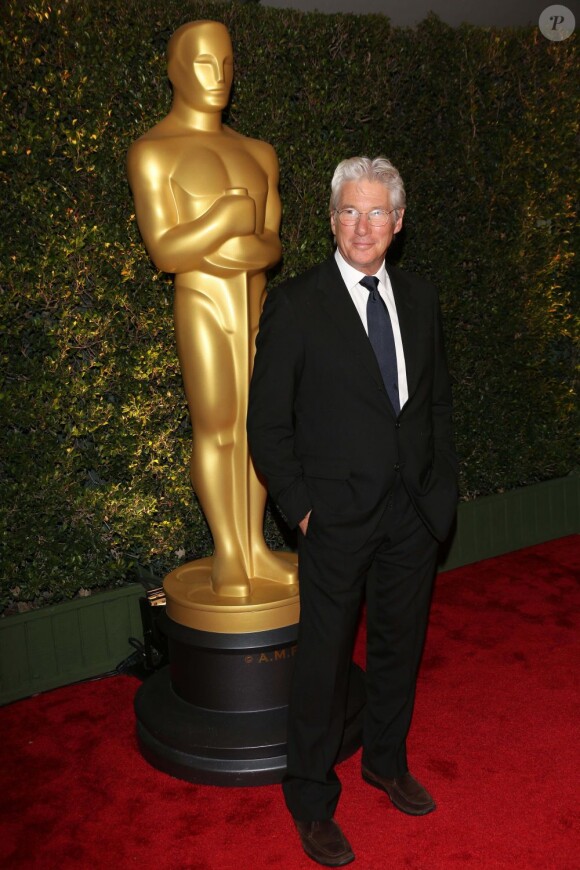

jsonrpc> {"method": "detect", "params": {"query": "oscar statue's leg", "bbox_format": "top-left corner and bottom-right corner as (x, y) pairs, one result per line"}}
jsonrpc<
(247, 455), (297, 585)
(174, 284), (251, 596)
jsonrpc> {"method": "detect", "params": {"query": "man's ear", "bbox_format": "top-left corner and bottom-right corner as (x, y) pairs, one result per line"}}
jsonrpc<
(330, 211), (337, 237)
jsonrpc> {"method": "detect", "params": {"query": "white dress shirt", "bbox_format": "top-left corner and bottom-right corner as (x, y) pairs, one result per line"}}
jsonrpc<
(334, 249), (408, 409)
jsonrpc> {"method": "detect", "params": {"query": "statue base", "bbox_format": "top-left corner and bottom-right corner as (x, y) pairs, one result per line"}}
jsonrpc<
(163, 553), (301, 633)
(134, 609), (366, 786)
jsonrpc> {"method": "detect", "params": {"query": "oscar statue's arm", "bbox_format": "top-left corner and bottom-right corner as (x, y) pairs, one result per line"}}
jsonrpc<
(127, 142), (257, 275)
(214, 141), (282, 272)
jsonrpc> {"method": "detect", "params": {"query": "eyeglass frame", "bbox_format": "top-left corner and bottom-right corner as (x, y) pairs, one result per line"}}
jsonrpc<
(333, 206), (399, 227)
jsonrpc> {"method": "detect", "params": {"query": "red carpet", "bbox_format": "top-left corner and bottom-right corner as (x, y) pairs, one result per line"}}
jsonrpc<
(1, 536), (578, 869)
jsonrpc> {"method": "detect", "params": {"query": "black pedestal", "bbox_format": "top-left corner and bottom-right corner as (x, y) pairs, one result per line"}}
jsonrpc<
(134, 612), (365, 786)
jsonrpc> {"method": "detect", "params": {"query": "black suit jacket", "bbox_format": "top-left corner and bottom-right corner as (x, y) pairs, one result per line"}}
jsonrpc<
(247, 256), (458, 551)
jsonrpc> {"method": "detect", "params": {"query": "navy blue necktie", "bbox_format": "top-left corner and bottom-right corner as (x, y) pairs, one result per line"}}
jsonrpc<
(360, 275), (400, 414)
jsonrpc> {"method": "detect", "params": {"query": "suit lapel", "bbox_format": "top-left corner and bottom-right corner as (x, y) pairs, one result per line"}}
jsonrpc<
(314, 258), (421, 406)
(316, 257), (387, 391)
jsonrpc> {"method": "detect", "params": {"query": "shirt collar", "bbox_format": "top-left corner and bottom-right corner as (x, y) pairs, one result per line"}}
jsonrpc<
(334, 249), (387, 291)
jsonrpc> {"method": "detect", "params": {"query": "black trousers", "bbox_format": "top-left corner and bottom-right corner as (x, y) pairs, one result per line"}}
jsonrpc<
(282, 480), (439, 821)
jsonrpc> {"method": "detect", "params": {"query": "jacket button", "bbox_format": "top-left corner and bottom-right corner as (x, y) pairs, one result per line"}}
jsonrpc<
(395, 421), (401, 429)
(394, 463), (400, 472)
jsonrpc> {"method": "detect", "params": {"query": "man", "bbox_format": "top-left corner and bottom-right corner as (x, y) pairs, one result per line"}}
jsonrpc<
(127, 21), (296, 597)
(247, 157), (458, 866)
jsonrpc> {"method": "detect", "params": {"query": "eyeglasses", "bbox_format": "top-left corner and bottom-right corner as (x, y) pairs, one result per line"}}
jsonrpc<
(334, 207), (397, 227)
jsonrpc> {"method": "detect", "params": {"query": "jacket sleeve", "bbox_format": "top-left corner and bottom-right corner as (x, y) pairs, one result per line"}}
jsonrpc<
(247, 286), (312, 528)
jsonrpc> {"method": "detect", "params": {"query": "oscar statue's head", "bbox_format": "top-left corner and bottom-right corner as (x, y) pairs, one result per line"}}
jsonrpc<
(167, 20), (233, 113)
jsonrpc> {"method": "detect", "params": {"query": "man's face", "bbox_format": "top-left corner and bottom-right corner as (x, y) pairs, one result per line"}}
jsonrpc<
(330, 179), (404, 275)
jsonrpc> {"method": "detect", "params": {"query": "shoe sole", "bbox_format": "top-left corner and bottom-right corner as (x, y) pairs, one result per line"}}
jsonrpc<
(301, 844), (355, 868)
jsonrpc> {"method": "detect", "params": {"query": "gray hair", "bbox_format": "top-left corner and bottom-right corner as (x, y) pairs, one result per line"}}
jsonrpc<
(330, 156), (406, 223)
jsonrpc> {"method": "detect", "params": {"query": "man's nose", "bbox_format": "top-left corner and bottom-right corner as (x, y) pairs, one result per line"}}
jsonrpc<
(355, 214), (371, 235)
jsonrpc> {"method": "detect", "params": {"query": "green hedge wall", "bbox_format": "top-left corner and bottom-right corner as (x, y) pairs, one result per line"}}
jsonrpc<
(1, 0), (577, 610)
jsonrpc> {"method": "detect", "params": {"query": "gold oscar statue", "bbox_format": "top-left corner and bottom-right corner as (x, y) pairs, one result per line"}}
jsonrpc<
(127, 21), (298, 633)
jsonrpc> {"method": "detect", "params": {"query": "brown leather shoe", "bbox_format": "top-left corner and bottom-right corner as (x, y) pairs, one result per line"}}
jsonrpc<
(294, 819), (355, 867)
(361, 766), (436, 815)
